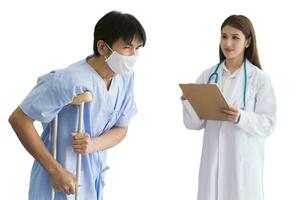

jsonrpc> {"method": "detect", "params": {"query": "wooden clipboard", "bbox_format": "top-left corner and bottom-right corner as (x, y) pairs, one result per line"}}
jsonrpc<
(179, 83), (229, 121)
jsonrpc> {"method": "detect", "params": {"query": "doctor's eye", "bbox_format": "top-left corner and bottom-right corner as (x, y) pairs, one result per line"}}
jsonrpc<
(221, 35), (227, 39)
(232, 36), (240, 40)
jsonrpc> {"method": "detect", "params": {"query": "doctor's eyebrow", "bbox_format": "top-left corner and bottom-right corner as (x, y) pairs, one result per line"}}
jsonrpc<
(221, 33), (241, 36)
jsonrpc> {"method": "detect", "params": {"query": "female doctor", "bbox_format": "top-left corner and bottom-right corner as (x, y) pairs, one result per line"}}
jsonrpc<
(181, 15), (276, 200)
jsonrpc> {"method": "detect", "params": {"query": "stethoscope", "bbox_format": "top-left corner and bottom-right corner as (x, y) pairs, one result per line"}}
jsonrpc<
(207, 58), (247, 110)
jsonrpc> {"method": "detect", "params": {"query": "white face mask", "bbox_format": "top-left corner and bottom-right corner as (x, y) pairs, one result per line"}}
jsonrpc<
(104, 43), (138, 75)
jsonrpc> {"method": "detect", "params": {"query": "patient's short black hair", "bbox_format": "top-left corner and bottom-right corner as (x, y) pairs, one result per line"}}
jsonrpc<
(93, 11), (146, 56)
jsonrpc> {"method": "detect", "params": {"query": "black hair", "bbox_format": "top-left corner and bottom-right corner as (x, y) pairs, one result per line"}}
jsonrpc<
(93, 11), (146, 56)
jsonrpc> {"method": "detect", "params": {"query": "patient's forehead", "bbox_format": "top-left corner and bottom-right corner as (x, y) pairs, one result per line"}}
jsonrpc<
(113, 37), (143, 47)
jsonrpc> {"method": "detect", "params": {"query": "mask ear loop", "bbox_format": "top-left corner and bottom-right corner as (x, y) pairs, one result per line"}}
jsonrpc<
(104, 42), (114, 60)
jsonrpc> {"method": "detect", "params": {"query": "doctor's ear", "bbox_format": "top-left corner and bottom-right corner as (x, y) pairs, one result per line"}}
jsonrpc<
(97, 40), (109, 56)
(245, 37), (251, 48)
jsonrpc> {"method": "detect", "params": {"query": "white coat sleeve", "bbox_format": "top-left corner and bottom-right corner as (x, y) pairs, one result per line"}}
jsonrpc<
(182, 99), (206, 130)
(236, 73), (276, 137)
(181, 71), (208, 130)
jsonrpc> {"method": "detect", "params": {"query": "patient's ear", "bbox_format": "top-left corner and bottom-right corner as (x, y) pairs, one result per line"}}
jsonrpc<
(97, 40), (110, 56)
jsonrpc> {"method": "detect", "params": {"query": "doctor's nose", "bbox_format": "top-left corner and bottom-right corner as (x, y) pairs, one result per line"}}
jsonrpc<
(223, 39), (233, 47)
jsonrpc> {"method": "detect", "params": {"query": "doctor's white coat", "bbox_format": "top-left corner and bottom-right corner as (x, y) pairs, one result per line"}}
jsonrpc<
(182, 60), (276, 200)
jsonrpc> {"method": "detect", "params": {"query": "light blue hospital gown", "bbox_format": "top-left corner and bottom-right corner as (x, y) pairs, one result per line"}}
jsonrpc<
(20, 56), (137, 200)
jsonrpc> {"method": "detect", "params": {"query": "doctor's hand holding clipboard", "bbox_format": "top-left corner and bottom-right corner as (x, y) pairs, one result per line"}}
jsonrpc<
(179, 83), (241, 123)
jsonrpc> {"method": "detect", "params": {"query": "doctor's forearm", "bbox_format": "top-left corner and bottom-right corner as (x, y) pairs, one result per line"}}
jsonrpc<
(92, 127), (128, 151)
(9, 107), (63, 175)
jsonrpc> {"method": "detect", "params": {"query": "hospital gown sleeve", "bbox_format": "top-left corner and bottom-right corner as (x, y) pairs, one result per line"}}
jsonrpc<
(114, 74), (137, 127)
(181, 71), (207, 130)
(236, 73), (276, 137)
(19, 71), (82, 123)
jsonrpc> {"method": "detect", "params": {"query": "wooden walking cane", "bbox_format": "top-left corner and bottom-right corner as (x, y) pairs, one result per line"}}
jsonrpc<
(50, 91), (93, 200)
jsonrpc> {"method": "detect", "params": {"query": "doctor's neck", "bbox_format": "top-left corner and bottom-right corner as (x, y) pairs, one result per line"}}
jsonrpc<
(87, 56), (115, 81)
(225, 56), (244, 73)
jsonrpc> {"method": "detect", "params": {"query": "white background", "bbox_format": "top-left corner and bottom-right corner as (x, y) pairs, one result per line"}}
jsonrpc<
(1, 0), (299, 199)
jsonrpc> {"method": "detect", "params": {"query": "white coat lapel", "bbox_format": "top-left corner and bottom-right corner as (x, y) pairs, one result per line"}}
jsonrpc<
(230, 59), (254, 109)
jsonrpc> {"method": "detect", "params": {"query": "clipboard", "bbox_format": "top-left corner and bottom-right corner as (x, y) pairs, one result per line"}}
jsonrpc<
(179, 83), (229, 121)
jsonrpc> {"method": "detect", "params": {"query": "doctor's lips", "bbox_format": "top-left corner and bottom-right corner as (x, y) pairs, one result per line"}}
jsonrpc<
(224, 48), (234, 52)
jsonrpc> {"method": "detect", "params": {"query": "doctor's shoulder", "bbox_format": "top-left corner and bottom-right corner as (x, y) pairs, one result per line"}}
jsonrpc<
(248, 62), (273, 86)
(195, 64), (218, 84)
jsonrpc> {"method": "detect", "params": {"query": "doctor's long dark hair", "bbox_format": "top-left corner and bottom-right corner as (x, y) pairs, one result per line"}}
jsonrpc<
(219, 15), (262, 70)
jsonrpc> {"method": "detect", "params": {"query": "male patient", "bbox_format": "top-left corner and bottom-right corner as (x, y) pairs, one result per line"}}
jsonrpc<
(9, 11), (146, 200)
